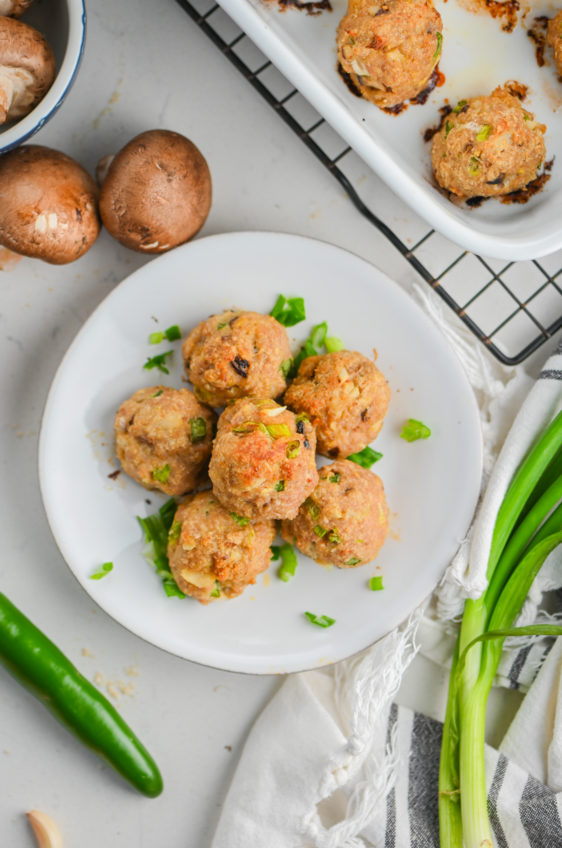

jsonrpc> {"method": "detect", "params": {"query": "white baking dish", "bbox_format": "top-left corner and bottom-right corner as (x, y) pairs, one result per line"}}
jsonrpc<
(217, 0), (562, 260)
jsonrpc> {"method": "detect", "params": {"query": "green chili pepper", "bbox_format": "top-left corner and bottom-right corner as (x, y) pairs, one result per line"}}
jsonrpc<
(0, 593), (163, 798)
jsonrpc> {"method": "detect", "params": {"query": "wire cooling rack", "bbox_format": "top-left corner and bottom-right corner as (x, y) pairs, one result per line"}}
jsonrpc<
(176, 0), (562, 365)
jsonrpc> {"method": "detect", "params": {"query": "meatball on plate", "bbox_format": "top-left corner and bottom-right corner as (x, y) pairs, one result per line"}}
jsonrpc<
(209, 397), (318, 520)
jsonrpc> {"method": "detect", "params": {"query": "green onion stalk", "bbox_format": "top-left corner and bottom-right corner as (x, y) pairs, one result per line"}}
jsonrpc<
(439, 410), (562, 848)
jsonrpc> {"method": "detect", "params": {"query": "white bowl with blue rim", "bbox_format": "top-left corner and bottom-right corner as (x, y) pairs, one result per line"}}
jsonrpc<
(0, 0), (86, 153)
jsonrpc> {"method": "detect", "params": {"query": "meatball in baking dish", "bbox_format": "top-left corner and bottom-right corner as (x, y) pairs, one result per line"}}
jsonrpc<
(431, 86), (546, 199)
(114, 386), (216, 496)
(547, 12), (562, 76)
(282, 460), (389, 568)
(336, 0), (443, 110)
(182, 309), (292, 407)
(284, 350), (390, 459)
(208, 397), (318, 520)
(167, 491), (276, 603)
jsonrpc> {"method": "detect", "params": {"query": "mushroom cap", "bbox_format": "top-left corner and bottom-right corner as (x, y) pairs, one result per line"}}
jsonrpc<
(0, 145), (101, 264)
(0, 16), (55, 124)
(0, 0), (35, 16)
(98, 129), (212, 254)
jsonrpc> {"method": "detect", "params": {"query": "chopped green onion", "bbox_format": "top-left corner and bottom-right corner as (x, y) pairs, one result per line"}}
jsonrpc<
(475, 124), (492, 142)
(314, 525), (328, 538)
(433, 31), (443, 60)
(344, 557), (362, 566)
(190, 417), (207, 443)
(469, 156), (480, 175)
(149, 331), (164, 344)
(270, 545), (281, 560)
(90, 562), (113, 580)
(137, 498), (185, 599)
(400, 419), (431, 442)
(210, 580), (221, 598)
(270, 294), (306, 327)
(453, 99), (467, 113)
(143, 351), (173, 374)
(309, 321), (328, 350)
(232, 421), (267, 435)
(286, 440), (300, 459)
(152, 464), (171, 484)
(329, 472), (341, 483)
(230, 512), (250, 527)
(369, 575), (384, 590)
(325, 336), (344, 353)
(296, 412), (309, 424)
(347, 446), (383, 468)
(278, 543), (298, 582)
(164, 324), (181, 341)
(266, 423), (291, 439)
(280, 358), (293, 378)
(168, 520), (182, 544)
(328, 529), (342, 544)
(444, 120), (454, 139)
(304, 498), (320, 519)
(216, 321), (228, 330)
(274, 480), (285, 492)
(152, 389), (164, 398)
(304, 612), (335, 628)
(291, 339), (318, 376)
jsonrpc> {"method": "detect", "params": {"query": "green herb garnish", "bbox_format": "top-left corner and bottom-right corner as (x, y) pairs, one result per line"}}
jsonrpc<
(230, 512), (250, 527)
(475, 124), (492, 142)
(270, 545), (281, 560)
(190, 417), (207, 443)
(143, 351), (174, 374)
(444, 120), (454, 139)
(347, 446), (383, 468)
(453, 99), (467, 113)
(280, 358), (293, 378)
(304, 498), (320, 519)
(469, 156), (480, 175)
(314, 525), (328, 537)
(304, 612), (335, 628)
(270, 294), (306, 327)
(152, 389), (164, 398)
(286, 440), (300, 459)
(433, 31), (442, 61)
(400, 418), (431, 442)
(210, 580), (221, 598)
(266, 423), (291, 439)
(137, 498), (185, 599)
(168, 520), (182, 544)
(344, 557), (362, 566)
(274, 480), (285, 492)
(369, 575), (384, 590)
(328, 529), (342, 545)
(309, 321), (328, 349)
(149, 325), (181, 344)
(278, 543), (298, 582)
(152, 464), (171, 484)
(329, 472), (341, 483)
(90, 562), (113, 580)
(325, 336), (344, 353)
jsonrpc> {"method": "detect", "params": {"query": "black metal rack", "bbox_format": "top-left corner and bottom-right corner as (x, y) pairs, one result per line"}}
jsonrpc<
(177, 0), (562, 365)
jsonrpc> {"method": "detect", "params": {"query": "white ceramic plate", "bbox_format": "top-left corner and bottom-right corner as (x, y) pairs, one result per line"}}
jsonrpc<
(39, 232), (482, 674)
(216, 0), (562, 260)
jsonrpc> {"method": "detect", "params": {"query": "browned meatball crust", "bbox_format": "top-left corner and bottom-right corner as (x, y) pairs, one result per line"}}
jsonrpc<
(431, 86), (546, 199)
(337, 0), (442, 109)
(547, 11), (562, 76)
(114, 386), (216, 496)
(182, 310), (292, 407)
(284, 350), (390, 459)
(167, 491), (276, 603)
(208, 398), (318, 520)
(282, 460), (389, 568)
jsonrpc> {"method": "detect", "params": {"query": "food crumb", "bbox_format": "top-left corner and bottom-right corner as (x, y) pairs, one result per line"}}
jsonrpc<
(94, 672), (105, 686)
(117, 680), (135, 696)
(125, 665), (139, 677)
(107, 682), (120, 700)
(82, 647), (94, 658)
(224, 745), (232, 752)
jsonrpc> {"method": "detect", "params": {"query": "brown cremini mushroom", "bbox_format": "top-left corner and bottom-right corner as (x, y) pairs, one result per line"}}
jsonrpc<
(0, 0), (34, 16)
(0, 16), (55, 124)
(98, 129), (212, 253)
(0, 145), (100, 264)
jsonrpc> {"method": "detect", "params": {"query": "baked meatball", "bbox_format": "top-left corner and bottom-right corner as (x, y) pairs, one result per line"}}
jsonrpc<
(167, 491), (276, 604)
(114, 386), (216, 495)
(284, 350), (390, 459)
(208, 398), (318, 520)
(337, 0), (442, 109)
(547, 12), (562, 76)
(182, 310), (292, 407)
(431, 86), (546, 199)
(282, 460), (389, 568)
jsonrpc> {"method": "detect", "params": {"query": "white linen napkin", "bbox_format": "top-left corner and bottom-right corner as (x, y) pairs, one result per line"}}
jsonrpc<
(210, 290), (562, 848)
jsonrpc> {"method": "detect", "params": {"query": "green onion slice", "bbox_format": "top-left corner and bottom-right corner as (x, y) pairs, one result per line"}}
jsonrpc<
(210, 580), (221, 598)
(278, 543), (298, 582)
(152, 464), (171, 484)
(476, 124), (492, 142)
(190, 417), (207, 443)
(280, 358), (293, 378)
(270, 294), (306, 327)
(274, 480), (285, 492)
(309, 321), (328, 349)
(304, 612), (336, 628)
(230, 512), (250, 527)
(433, 31), (443, 60)
(453, 99), (467, 113)
(369, 575), (384, 591)
(143, 351), (173, 374)
(266, 423), (291, 439)
(329, 472), (341, 483)
(286, 440), (300, 459)
(345, 557), (362, 566)
(400, 418), (431, 442)
(444, 120), (454, 139)
(149, 331), (164, 344)
(270, 545), (282, 560)
(168, 520), (182, 544)
(347, 446), (383, 468)
(90, 562), (113, 580)
(325, 336), (344, 353)
(314, 525), (328, 538)
(328, 529), (342, 545)
(137, 499), (185, 599)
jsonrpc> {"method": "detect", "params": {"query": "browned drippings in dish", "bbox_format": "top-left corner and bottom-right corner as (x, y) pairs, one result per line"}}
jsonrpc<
(337, 63), (444, 114)
(484, 0), (519, 32)
(423, 103), (452, 142)
(277, 0), (332, 13)
(337, 63), (363, 98)
(527, 16), (549, 67)
(409, 67), (444, 106)
(500, 159), (553, 204)
(504, 79), (528, 100)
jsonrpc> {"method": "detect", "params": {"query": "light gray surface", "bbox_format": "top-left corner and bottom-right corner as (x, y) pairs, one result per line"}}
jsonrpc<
(0, 0), (559, 845)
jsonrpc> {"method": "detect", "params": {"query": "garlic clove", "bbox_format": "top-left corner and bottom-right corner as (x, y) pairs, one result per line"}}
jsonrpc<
(26, 810), (63, 848)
